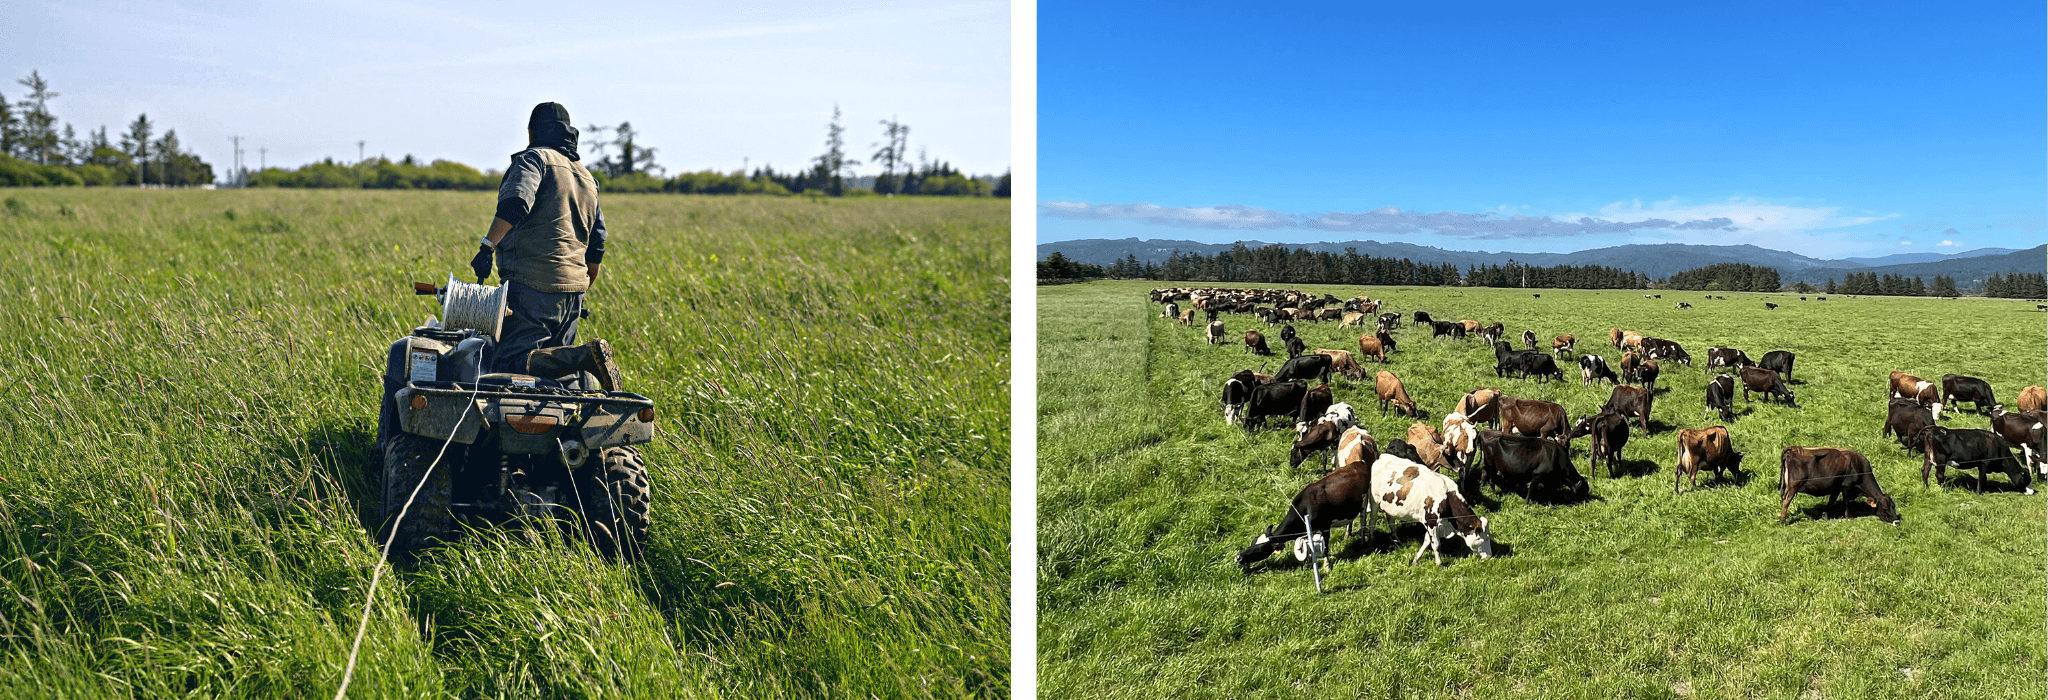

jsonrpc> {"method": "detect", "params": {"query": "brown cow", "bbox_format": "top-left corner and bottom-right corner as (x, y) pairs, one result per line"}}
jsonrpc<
(2019, 385), (2046, 413)
(1552, 334), (1576, 357)
(1619, 350), (1642, 384)
(1316, 349), (1367, 380)
(1356, 336), (1389, 365)
(1499, 396), (1570, 444)
(1375, 370), (1420, 417)
(1608, 328), (1625, 350)
(1639, 359), (1661, 389)
(1245, 330), (1271, 356)
(1290, 420), (1347, 468)
(1780, 447), (1898, 525)
(1623, 332), (1645, 350)
(1605, 384), (1654, 434)
(1178, 309), (1195, 326)
(1453, 389), (1503, 427)
(1339, 312), (1367, 328)
(1461, 319), (1482, 334)
(1406, 422), (1456, 475)
(1675, 426), (1741, 494)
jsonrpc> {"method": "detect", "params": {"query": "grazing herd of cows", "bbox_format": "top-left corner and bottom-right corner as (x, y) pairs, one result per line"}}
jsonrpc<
(1148, 286), (2047, 591)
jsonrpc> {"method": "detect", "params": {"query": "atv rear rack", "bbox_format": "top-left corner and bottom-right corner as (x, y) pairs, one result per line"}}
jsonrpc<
(404, 380), (655, 409)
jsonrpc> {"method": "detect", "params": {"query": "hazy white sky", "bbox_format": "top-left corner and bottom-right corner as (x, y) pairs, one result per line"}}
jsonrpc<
(2, 0), (1010, 177)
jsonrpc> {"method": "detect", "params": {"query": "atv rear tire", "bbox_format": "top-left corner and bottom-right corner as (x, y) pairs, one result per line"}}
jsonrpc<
(378, 432), (456, 561)
(579, 446), (652, 558)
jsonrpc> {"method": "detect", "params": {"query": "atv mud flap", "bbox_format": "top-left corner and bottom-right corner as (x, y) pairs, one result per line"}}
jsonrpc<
(395, 387), (487, 444)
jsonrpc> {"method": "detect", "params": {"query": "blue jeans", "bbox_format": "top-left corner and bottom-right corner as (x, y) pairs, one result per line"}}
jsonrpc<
(491, 280), (582, 374)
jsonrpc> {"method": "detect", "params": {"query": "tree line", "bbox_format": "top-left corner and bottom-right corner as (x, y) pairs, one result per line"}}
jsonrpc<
(1665, 263), (1781, 292)
(0, 71), (215, 187)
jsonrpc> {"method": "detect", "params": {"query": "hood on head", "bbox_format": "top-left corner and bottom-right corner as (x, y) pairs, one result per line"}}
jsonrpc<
(526, 102), (581, 161)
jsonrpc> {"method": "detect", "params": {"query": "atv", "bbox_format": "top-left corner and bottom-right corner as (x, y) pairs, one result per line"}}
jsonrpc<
(372, 276), (655, 560)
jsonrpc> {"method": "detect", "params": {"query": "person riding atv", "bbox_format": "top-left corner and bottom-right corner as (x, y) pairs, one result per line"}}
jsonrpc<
(370, 102), (652, 560)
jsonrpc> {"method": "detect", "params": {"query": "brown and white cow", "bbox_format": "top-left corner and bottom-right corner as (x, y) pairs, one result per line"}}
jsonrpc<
(1553, 334), (1576, 357)
(1178, 309), (1195, 326)
(1375, 370), (1420, 418)
(1356, 336), (1389, 365)
(1363, 454), (1494, 566)
(1316, 349), (1367, 380)
(1207, 320), (1226, 344)
(1889, 371), (1942, 420)
(1440, 412), (1480, 470)
(1337, 426), (1379, 467)
(1674, 426), (1740, 493)
(1779, 447), (1899, 525)
(1520, 329), (1538, 350)
(1339, 312), (1367, 328)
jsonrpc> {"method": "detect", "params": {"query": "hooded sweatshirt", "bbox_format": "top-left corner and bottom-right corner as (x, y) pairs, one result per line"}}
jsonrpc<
(494, 103), (608, 292)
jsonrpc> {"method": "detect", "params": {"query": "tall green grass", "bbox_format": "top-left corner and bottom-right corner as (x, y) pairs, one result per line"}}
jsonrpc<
(0, 189), (1008, 698)
(1040, 280), (2044, 698)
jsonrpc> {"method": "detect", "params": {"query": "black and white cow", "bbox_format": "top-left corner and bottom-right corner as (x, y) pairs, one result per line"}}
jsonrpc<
(1705, 374), (1736, 423)
(1235, 460), (1368, 573)
(1705, 347), (1753, 370)
(1240, 380), (1312, 431)
(1580, 354), (1619, 386)
(1640, 338), (1692, 367)
(1991, 409), (2046, 474)
(1920, 425), (2032, 494)
(1494, 342), (1564, 382)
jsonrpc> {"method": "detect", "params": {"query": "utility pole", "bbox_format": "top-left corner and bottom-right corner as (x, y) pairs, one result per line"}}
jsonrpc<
(357, 140), (365, 163)
(229, 135), (242, 186)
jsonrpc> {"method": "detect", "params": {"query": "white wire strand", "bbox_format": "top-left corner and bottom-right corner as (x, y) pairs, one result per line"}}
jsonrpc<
(333, 384), (479, 700)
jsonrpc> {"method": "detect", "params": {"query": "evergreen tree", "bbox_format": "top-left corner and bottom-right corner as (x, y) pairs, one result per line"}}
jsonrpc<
(121, 113), (152, 184)
(13, 71), (62, 165)
(871, 118), (908, 194)
(1984, 273), (2006, 298)
(1825, 278), (1837, 294)
(811, 104), (860, 196)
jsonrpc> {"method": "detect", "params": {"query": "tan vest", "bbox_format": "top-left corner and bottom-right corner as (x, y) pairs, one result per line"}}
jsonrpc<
(498, 148), (601, 293)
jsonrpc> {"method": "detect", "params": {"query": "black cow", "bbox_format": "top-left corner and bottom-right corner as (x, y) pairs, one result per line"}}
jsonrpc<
(1493, 342), (1564, 382)
(1738, 366), (1797, 407)
(1468, 430), (1589, 503)
(1431, 321), (1465, 339)
(1765, 302), (1779, 310)
(1412, 311), (1434, 328)
(1207, 308), (1221, 323)
(1940, 374), (2000, 414)
(1297, 383), (1334, 431)
(1579, 354), (1619, 386)
(1235, 461), (1369, 571)
(1604, 384), (1654, 434)
(1705, 374), (1736, 423)
(1377, 312), (1402, 332)
(1705, 347), (1753, 369)
(1241, 380), (1311, 431)
(1759, 350), (1795, 382)
(1920, 426), (2032, 494)
(1779, 447), (1899, 525)
(1570, 410), (1631, 478)
(1881, 398), (1934, 448)
(1269, 356), (1335, 382)
(1285, 336), (1307, 359)
(1279, 324), (1297, 343)
(1375, 329), (1398, 354)
(1382, 438), (1423, 464)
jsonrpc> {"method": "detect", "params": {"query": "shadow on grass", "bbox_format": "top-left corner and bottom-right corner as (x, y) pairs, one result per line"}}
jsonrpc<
(1590, 457), (1661, 480)
(1927, 471), (2035, 495)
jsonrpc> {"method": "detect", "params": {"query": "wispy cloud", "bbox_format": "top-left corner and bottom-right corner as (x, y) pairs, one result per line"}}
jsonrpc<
(1039, 201), (1740, 238)
(1939, 239), (1957, 246)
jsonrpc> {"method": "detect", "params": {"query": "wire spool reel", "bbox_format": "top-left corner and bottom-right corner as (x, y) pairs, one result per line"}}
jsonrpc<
(440, 273), (509, 339)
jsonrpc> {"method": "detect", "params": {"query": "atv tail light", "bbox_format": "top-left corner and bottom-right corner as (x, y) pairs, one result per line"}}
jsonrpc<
(506, 415), (559, 434)
(637, 408), (655, 423)
(409, 395), (427, 410)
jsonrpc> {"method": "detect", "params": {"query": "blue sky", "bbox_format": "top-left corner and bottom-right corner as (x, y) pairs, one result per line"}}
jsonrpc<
(2, 1), (1008, 178)
(1038, 1), (2045, 259)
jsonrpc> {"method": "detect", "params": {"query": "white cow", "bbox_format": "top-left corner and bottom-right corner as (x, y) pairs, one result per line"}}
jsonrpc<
(1364, 454), (1494, 565)
(1298, 402), (1358, 435)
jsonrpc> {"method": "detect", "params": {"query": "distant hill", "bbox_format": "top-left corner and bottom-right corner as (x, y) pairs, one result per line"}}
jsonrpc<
(1039, 238), (1848, 278)
(1838, 247), (2020, 266)
(1036, 238), (2046, 288)
(1783, 245), (2047, 289)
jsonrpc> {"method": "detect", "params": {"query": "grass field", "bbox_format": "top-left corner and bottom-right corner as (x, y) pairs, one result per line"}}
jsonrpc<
(1039, 279), (2045, 698)
(0, 188), (1008, 698)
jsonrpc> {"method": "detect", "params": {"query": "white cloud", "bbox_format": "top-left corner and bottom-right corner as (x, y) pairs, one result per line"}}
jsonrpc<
(1900, 239), (1914, 246)
(1939, 240), (1957, 246)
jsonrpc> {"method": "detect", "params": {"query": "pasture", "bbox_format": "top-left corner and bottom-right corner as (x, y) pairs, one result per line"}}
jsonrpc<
(1039, 280), (2044, 698)
(0, 188), (1009, 698)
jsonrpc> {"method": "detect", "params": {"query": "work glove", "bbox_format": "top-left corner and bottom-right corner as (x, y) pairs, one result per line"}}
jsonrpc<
(470, 243), (495, 283)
